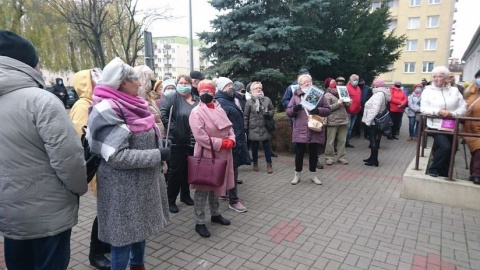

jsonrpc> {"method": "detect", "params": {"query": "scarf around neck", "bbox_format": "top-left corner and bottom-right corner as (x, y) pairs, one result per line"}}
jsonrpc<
(92, 85), (155, 133)
(251, 94), (264, 113)
(327, 87), (339, 98)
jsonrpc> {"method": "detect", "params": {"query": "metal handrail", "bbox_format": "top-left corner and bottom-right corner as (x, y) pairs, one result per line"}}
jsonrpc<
(414, 115), (480, 180)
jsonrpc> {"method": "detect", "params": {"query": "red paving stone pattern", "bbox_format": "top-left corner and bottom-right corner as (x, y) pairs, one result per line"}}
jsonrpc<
(412, 253), (456, 270)
(266, 219), (305, 244)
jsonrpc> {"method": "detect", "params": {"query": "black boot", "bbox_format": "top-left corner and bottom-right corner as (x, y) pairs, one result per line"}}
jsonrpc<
(195, 224), (211, 238)
(89, 244), (111, 270)
(363, 156), (372, 163)
(211, 215), (231, 225)
(364, 149), (379, 167)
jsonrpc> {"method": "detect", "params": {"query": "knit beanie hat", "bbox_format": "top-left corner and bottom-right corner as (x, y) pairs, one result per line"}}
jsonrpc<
(324, 77), (334, 89)
(216, 77), (233, 92)
(0, 30), (39, 68)
(198, 81), (216, 94)
(162, 79), (176, 91)
(373, 79), (385, 88)
(298, 68), (309, 76)
(190, 71), (205, 80)
(233, 81), (245, 92)
(100, 57), (134, 89)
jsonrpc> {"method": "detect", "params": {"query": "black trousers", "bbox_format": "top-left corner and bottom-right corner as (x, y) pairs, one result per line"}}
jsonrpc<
(4, 229), (71, 270)
(390, 112), (403, 136)
(295, 143), (319, 172)
(91, 216), (110, 254)
(430, 134), (453, 176)
(167, 145), (193, 204)
(228, 166), (239, 205)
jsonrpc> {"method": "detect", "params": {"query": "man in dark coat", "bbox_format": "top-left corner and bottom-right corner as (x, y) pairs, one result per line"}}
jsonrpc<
(215, 77), (250, 213)
(52, 78), (68, 108)
(190, 70), (204, 97)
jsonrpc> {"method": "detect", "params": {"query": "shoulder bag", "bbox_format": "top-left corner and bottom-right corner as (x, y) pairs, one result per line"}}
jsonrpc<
(187, 135), (228, 187)
(374, 92), (393, 134)
(304, 108), (324, 132)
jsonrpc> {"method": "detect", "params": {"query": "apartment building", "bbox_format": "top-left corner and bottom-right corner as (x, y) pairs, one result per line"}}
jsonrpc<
(377, 0), (456, 84)
(137, 36), (210, 80)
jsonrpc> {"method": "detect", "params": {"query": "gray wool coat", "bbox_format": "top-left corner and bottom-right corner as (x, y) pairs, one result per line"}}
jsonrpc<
(96, 129), (170, 247)
(244, 95), (274, 141)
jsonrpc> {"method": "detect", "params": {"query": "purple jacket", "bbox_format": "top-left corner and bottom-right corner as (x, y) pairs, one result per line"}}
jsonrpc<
(286, 87), (331, 144)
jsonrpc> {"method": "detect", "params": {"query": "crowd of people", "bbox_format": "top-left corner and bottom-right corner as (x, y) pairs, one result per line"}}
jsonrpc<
(1, 30), (480, 270)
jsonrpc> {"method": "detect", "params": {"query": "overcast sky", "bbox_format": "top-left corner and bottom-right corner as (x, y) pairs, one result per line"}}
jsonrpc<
(142, 0), (480, 60)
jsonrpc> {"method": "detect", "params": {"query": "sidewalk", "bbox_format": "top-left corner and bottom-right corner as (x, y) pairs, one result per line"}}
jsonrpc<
(1, 122), (479, 270)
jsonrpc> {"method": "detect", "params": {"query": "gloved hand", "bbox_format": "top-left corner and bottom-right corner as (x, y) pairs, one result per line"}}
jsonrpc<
(293, 104), (303, 112)
(221, 139), (235, 149)
(337, 98), (344, 104)
(159, 148), (171, 161)
(309, 108), (320, 115)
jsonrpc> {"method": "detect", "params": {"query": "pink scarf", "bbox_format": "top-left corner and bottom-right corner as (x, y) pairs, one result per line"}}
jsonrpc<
(92, 85), (155, 133)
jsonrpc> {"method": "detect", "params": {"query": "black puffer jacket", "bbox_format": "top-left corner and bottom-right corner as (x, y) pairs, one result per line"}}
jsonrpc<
(216, 91), (251, 167)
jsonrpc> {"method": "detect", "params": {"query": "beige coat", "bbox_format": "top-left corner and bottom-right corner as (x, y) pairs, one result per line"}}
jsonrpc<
(463, 84), (480, 153)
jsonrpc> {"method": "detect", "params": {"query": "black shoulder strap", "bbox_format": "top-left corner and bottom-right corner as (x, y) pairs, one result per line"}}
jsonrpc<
(111, 100), (127, 125)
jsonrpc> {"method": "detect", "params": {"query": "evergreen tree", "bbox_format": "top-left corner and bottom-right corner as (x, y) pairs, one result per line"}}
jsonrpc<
(201, 0), (405, 98)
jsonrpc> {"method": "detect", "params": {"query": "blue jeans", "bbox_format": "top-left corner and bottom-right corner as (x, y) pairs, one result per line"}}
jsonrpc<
(346, 114), (357, 144)
(251, 140), (272, 163)
(4, 229), (71, 270)
(408, 116), (419, 137)
(111, 241), (146, 270)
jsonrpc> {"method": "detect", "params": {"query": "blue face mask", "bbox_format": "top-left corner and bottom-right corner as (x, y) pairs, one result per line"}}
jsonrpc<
(352, 80), (358, 86)
(177, 85), (191, 94)
(476, 78), (480, 87)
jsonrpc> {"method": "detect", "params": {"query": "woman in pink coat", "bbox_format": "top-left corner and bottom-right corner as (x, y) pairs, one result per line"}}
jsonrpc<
(189, 79), (235, 238)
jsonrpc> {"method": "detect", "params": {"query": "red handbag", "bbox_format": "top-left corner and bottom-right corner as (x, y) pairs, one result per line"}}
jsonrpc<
(187, 136), (227, 187)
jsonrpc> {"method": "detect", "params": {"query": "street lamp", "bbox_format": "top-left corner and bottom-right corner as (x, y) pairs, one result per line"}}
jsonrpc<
(188, 0), (194, 72)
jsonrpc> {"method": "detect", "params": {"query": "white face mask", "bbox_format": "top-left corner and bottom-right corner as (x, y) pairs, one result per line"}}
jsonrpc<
(164, 90), (175, 97)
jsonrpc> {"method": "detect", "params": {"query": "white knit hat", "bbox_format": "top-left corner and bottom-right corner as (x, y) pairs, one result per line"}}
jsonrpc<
(99, 57), (133, 89)
(216, 77), (233, 92)
(162, 79), (176, 91)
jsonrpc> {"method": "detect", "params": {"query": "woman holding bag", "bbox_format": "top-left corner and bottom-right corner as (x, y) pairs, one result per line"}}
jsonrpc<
(189, 79), (235, 238)
(286, 74), (331, 185)
(362, 79), (391, 167)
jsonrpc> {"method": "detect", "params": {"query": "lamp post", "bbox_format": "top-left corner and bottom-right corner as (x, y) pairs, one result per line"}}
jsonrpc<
(188, 0), (194, 72)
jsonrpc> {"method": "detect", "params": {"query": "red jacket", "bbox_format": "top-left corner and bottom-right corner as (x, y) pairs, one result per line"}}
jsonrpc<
(346, 83), (362, 114)
(389, 86), (407, 113)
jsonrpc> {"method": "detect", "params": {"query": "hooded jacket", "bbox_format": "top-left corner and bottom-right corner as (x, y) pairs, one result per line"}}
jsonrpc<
(0, 56), (87, 240)
(70, 70), (94, 136)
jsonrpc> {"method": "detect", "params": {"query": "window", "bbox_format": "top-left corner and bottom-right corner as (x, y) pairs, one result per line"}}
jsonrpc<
(410, 0), (421, 6)
(389, 19), (397, 30)
(427, 16), (439, 28)
(429, 0), (441, 4)
(423, 62), (435, 73)
(424, 39), (437, 50)
(408, 17), (420, 29)
(406, 40), (418, 51)
(171, 48), (176, 53)
(404, 62), (416, 73)
(371, 1), (381, 9)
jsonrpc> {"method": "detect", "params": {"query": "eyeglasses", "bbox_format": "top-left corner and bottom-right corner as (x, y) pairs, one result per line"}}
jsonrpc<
(178, 82), (191, 86)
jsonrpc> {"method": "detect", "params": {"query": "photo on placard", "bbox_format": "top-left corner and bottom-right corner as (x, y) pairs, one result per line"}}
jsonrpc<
(336, 86), (351, 102)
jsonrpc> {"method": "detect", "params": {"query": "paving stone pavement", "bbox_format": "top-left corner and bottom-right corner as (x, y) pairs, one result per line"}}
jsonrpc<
(1, 120), (480, 270)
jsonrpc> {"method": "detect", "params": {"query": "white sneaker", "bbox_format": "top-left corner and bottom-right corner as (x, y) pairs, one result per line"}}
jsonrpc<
(229, 201), (247, 213)
(291, 171), (301, 185)
(325, 159), (333, 165)
(310, 174), (322, 185)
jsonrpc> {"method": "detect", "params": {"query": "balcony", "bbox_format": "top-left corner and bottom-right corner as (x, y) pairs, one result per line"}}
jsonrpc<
(164, 44), (171, 49)
(165, 72), (172, 76)
(164, 63), (172, 68)
(164, 54), (171, 58)
(200, 65), (205, 69)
